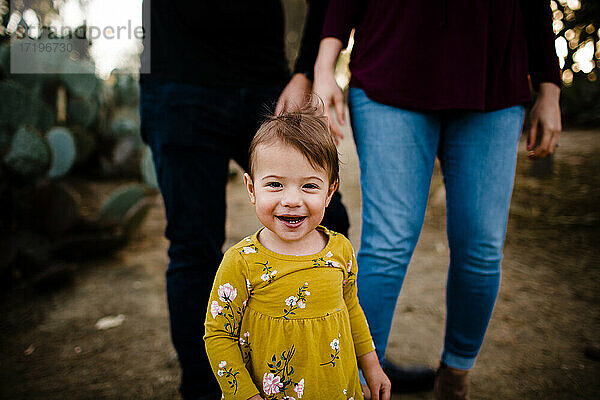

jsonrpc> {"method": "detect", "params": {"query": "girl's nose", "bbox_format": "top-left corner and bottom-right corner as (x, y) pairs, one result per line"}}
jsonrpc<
(281, 189), (302, 207)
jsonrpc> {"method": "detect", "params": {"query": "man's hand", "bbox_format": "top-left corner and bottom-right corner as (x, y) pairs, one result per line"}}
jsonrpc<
(526, 82), (562, 160)
(275, 73), (312, 115)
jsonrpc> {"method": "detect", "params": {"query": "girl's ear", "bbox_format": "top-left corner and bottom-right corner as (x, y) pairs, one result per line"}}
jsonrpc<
(325, 180), (339, 207)
(243, 173), (256, 204)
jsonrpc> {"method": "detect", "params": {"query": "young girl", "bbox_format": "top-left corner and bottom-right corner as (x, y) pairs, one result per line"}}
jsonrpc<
(204, 106), (390, 400)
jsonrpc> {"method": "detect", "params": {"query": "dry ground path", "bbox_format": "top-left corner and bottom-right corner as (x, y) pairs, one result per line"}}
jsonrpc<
(1, 129), (599, 399)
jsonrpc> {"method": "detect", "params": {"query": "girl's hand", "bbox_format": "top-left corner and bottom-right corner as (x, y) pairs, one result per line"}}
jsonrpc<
(526, 82), (562, 160)
(358, 351), (392, 400)
(314, 37), (346, 144)
(247, 394), (264, 400)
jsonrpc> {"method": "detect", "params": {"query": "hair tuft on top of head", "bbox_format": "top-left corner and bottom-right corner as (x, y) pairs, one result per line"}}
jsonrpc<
(249, 95), (339, 185)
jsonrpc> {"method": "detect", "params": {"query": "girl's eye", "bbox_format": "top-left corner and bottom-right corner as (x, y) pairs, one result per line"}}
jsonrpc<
(266, 182), (282, 188)
(303, 183), (319, 190)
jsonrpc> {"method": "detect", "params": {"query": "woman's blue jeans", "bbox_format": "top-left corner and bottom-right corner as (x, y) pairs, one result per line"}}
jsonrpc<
(349, 88), (524, 370)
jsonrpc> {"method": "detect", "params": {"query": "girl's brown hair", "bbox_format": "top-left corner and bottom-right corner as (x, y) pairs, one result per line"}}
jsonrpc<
(249, 101), (340, 185)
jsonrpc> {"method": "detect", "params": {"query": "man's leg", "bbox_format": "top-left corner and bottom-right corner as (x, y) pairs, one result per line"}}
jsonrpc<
(348, 88), (438, 391)
(439, 106), (524, 370)
(141, 82), (241, 399)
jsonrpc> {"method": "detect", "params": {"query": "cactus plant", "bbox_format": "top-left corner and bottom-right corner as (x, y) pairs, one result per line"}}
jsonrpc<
(46, 127), (76, 178)
(61, 59), (99, 100)
(71, 128), (95, 165)
(30, 84), (57, 133)
(99, 184), (146, 226)
(109, 113), (140, 139)
(122, 197), (152, 237)
(33, 99), (56, 133)
(114, 73), (140, 107)
(140, 145), (158, 188)
(3, 126), (50, 178)
(67, 97), (98, 129)
(0, 80), (33, 130)
(0, 80), (55, 134)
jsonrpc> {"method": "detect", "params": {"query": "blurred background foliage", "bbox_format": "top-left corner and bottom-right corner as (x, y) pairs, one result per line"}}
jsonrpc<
(552, 0), (600, 127)
(0, 0), (598, 288)
(0, 0), (155, 289)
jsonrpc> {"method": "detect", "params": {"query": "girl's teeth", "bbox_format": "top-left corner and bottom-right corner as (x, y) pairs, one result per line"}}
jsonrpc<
(280, 216), (303, 223)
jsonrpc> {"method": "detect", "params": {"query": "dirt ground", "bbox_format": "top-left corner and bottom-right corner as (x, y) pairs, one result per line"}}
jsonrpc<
(1, 129), (599, 400)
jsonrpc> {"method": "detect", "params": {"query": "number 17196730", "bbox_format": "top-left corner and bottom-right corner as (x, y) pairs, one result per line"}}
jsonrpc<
(19, 42), (73, 53)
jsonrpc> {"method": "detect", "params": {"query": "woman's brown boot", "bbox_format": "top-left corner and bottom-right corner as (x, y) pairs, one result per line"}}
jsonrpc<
(434, 363), (470, 400)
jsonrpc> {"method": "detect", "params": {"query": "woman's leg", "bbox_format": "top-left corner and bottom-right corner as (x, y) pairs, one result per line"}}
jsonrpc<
(349, 88), (440, 361)
(439, 106), (525, 370)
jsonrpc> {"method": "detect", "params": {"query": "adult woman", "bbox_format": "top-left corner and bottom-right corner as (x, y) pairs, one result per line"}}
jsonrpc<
(314, 1), (561, 398)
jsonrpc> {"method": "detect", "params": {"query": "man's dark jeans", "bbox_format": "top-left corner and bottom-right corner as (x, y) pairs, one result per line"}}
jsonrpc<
(140, 81), (349, 399)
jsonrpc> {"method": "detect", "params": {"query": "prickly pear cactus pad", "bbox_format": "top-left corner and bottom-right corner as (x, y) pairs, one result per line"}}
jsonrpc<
(3, 126), (50, 178)
(99, 184), (146, 225)
(140, 146), (158, 189)
(46, 127), (76, 178)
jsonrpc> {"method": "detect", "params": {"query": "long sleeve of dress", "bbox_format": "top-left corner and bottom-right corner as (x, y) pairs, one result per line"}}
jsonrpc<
(342, 241), (376, 358)
(520, 0), (562, 88)
(204, 248), (258, 400)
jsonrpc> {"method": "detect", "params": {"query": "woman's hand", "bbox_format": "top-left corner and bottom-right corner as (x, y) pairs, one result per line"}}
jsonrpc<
(526, 82), (562, 160)
(358, 351), (392, 400)
(314, 37), (346, 144)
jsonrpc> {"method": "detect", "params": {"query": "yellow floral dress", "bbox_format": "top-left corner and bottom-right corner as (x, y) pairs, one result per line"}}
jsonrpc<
(204, 226), (375, 400)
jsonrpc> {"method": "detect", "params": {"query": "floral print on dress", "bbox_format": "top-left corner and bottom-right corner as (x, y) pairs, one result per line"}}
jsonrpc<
(293, 378), (304, 399)
(240, 243), (258, 255)
(211, 283), (243, 336)
(211, 301), (223, 319)
(311, 252), (342, 269)
(257, 261), (278, 283)
(263, 372), (283, 395)
(343, 259), (356, 289)
(239, 331), (252, 365)
(216, 360), (239, 395)
(320, 335), (341, 367)
(218, 283), (237, 302)
(281, 283), (310, 319)
(263, 345), (304, 400)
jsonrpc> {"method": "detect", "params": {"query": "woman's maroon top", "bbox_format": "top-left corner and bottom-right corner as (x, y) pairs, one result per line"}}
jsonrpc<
(321, 0), (561, 111)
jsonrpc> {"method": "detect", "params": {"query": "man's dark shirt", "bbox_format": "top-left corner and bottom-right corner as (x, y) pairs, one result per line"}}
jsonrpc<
(141, 1), (326, 87)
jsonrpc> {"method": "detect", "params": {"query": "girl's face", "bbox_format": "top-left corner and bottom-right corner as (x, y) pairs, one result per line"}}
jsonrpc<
(244, 142), (337, 254)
